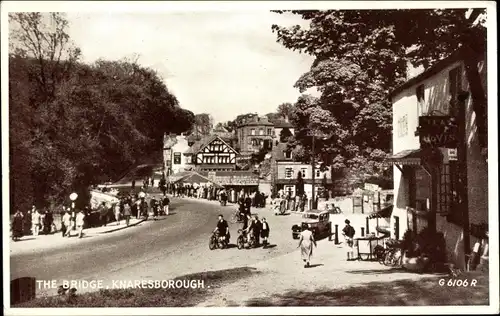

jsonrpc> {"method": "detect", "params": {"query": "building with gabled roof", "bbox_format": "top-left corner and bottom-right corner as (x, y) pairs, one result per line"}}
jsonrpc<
(184, 135), (239, 172)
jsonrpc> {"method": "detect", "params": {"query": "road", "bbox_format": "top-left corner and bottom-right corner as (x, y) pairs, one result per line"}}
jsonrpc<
(10, 198), (300, 297)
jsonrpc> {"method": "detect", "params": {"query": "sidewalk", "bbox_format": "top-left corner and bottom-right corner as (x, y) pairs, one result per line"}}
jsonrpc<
(10, 218), (145, 256)
(197, 238), (444, 307)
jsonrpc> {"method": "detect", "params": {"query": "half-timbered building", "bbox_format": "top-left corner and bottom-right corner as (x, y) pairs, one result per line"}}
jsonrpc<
(184, 135), (238, 172)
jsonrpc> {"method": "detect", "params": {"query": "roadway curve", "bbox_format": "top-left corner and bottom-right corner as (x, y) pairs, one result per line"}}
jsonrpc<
(10, 198), (299, 297)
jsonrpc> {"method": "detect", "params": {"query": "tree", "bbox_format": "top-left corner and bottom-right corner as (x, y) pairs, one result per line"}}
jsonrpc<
(193, 113), (214, 136)
(279, 127), (293, 143)
(271, 9), (487, 186)
(9, 13), (194, 213)
(277, 102), (296, 121)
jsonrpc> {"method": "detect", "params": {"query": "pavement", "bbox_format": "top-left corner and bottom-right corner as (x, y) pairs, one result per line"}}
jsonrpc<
(197, 238), (443, 307)
(9, 218), (145, 256)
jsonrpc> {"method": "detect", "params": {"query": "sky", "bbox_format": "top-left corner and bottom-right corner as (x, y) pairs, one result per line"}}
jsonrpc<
(65, 11), (315, 123)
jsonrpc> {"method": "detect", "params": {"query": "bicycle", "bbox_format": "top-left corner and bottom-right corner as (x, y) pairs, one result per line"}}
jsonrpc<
(231, 209), (244, 223)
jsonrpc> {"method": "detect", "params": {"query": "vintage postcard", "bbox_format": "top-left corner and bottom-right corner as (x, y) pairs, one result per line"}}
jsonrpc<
(2, 1), (498, 315)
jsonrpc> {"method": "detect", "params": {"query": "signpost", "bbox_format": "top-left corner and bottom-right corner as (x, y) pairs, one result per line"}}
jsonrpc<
(418, 116), (458, 148)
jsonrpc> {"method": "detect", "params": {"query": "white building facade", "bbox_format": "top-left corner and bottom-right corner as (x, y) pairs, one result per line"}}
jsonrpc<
(388, 46), (488, 270)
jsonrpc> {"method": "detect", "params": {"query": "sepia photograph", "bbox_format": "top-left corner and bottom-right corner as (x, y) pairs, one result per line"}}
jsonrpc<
(2, 1), (497, 315)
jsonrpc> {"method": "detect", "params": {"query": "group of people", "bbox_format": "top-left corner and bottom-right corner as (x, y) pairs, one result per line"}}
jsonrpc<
(11, 206), (55, 240)
(213, 213), (271, 248)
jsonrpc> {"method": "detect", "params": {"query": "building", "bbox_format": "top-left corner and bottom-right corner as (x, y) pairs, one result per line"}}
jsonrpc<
(271, 143), (331, 199)
(386, 44), (487, 270)
(184, 135), (238, 172)
(163, 133), (191, 175)
(236, 115), (274, 156)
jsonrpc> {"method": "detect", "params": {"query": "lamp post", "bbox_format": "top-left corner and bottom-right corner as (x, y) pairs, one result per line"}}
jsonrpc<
(69, 192), (78, 231)
(311, 133), (316, 210)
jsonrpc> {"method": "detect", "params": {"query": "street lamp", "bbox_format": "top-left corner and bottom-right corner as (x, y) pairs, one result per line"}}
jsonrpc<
(69, 192), (78, 231)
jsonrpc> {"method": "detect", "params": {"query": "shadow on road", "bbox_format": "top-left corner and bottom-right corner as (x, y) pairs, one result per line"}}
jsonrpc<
(306, 263), (323, 268)
(12, 237), (36, 242)
(263, 244), (277, 249)
(244, 272), (489, 306)
(345, 268), (413, 275)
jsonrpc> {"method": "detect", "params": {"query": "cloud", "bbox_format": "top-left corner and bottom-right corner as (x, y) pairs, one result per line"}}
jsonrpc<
(66, 11), (314, 123)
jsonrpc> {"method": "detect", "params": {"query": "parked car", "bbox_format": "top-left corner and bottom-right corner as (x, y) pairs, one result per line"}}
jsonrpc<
(292, 209), (332, 240)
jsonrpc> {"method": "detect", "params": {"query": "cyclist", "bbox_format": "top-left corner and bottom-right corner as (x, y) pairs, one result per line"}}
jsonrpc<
(213, 214), (230, 244)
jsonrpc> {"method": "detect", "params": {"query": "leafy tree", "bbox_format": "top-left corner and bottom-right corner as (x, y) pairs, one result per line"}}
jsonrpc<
(193, 113), (214, 136)
(271, 9), (487, 187)
(279, 127), (293, 143)
(9, 13), (194, 213)
(276, 102), (296, 121)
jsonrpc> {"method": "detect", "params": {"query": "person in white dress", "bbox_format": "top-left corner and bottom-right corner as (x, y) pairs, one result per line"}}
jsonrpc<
(76, 210), (86, 238)
(298, 223), (317, 268)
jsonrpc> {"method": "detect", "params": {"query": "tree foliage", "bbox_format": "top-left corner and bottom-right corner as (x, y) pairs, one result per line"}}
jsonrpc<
(9, 13), (194, 212)
(271, 9), (487, 186)
(192, 113), (214, 136)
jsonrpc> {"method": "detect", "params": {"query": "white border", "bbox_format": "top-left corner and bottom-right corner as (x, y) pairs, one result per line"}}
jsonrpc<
(2, 1), (498, 315)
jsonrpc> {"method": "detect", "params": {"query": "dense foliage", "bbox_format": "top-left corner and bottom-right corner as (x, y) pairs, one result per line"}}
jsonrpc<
(271, 9), (487, 188)
(9, 13), (194, 212)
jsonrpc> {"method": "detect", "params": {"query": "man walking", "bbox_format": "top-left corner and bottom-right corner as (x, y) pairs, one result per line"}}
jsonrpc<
(31, 207), (41, 236)
(62, 210), (72, 237)
(261, 217), (270, 247)
(76, 209), (86, 238)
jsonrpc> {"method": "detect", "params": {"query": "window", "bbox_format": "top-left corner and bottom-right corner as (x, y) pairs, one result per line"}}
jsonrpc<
(251, 128), (256, 135)
(173, 152), (181, 164)
(284, 151), (292, 159)
(449, 66), (462, 101)
(259, 129), (264, 136)
(301, 168), (307, 178)
(416, 84), (425, 112)
(438, 162), (461, 224)
(397, 115), (408, 137)
(316, 169), (321, 178)
(267, 128), (272, 135)
(285, 168), (293, 179)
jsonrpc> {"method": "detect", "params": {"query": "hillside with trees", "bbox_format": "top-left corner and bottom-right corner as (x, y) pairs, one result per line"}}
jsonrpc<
(9, 13), (194, 212)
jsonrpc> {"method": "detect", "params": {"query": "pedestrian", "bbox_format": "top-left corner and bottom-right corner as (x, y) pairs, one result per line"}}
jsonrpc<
(150, 197), (158, 220)
(342, 219), (356, 261)
(12, 209), (24, 241)
(123, 202), (132, 226)
(300, 193), (307, 212)
(31, 207), (41, 236)
(298, 223), (317, 268)
(261, 217), (270, 247)
(62, 210), (72, 237)
(98, 202), (108, 227)
(25, 208), (33, 235)
(114, 202), (121, 225)
(131, 179), (136, 189)
(244, 193), (252, 216)
(254, 215), (262, 246)
(44, 209), (54, 234)
(76, 209), (85, 238)
(162, 195), (170, 216)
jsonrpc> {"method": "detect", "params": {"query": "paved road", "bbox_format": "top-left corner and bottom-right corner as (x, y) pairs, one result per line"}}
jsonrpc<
(10, 198), (300, 297)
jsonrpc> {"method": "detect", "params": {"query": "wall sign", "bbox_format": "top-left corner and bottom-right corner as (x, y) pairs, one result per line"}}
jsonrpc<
(418, 116), (458, 148)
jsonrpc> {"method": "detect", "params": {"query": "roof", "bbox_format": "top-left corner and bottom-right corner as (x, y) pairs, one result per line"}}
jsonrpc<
(174, 171), (223, 188)
(238, 116), (274, 127)
(114, 164), (163, 184)
(367, 205), (393, 219)
(303, 209), (329, 214)
(273, 119), (294, 128)
(389, 41), (486, 100)
(384, 149), (423, 166)
(199, 170), (259, 186)
(185, 135), (237, 155)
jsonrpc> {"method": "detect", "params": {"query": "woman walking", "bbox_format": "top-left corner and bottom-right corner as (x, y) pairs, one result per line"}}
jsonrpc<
(114, 203), (121, 225)
(298, 223), (317, 268)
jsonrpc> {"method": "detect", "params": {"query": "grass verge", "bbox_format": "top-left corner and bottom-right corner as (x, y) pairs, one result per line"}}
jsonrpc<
(246, 270), (489, 306)
(16, 267), (260, 307)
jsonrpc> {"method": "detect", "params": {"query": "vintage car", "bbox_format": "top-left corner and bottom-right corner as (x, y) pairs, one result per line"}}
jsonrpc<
(291, 209), (332, 240)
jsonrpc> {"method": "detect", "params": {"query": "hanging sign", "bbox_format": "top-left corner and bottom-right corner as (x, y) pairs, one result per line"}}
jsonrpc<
(447, 148), (458, 161)
(418, 116), (458, 148)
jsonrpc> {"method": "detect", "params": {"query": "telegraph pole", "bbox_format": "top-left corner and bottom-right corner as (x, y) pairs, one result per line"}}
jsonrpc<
(311, 134), (316, 209)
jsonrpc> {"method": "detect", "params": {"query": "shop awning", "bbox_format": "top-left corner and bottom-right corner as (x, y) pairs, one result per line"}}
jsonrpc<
(367, 205), (393, 219)
(174, 172), (223, 188)
(385, 149), (423, 166)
